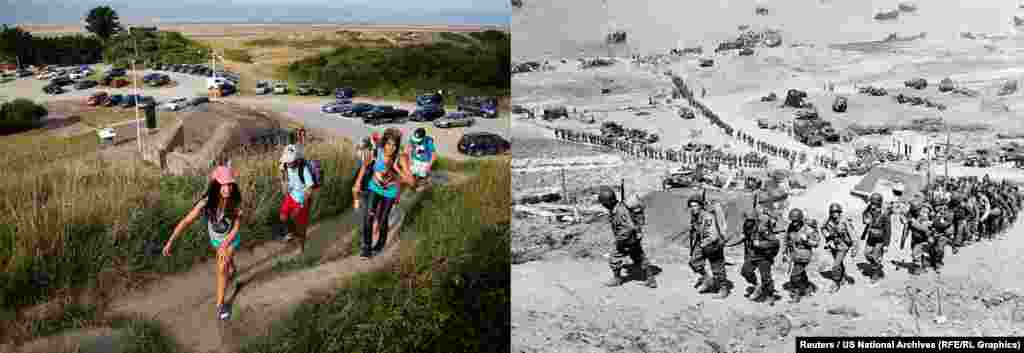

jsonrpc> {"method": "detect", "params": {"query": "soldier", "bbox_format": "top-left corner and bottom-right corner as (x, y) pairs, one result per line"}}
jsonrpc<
(687, 194), (731, 298)
(729, 196), (783, 303)
(928, 200), (954, 271)
(820, 203), (856, 292)
(906, 203), (932, 275)
(598, 186), (657, 288)
(860, 192), (891, 283)
(782, 208), (820, 303)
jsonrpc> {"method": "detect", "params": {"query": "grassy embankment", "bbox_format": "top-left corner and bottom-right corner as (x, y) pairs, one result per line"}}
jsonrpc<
(242, 157), (511, 353)
(0, 133), (358, 346)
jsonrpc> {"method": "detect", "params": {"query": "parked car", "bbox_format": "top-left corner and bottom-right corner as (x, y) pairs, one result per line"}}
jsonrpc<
(362, 106), (409, 125)
(160, 97), (189, 111)
(321, 101), (352, 113)
(457, 132), (510, 156)
(86, 92), (110, 106)
(147, 74), (169, 87)
(314, 87), (331, 96)
(16, 69), (32, 77)
(341, 103), (376, 117)
(434, 112), (475, 128)
(42, 84), (64, 95)
(457, 96), (498, 118)
(296, 82), (314, 95)
(107, 68), (126, 77)
(411, 104), (445, 121)
(189, 96), (210, 106)
(335, 87), (355, 100)
(105, 94), (124, 107)
(69, 71), (87, 80)
(51, 76), (74, 86)
(273, 82), (288, 94)
(120, 94), (140, 108)
(74, 80), (98, 90)
(254, 80), (271, 95)
(138, 96), (157, 108)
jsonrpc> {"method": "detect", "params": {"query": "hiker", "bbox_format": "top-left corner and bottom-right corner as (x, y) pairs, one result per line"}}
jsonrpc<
(162, 166), (243, 321)
(279, 144), (315, 252)
(353, 128), (414, 259)
(406, 127), (438, 192)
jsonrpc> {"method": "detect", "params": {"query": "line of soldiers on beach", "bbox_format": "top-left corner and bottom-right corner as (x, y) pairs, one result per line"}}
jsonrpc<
(595, 175), (1022, 304)
(553, 127), (769, 169)
(673, 76), (842, 170)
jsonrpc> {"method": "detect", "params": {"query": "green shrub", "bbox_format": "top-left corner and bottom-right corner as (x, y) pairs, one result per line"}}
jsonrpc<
(0, 98), (47, 134)
(287, 35), (510, 98)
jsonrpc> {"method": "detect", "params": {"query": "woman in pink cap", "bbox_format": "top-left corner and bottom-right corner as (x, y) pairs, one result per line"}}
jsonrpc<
(162, 165), (244, 321)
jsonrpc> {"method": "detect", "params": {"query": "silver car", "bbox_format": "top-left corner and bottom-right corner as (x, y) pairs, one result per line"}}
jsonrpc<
(433, 112), (475, 128)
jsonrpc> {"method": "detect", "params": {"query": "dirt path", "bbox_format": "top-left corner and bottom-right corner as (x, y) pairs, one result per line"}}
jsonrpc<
(103, 178), (448, 353)
(7, 169), (466, 353)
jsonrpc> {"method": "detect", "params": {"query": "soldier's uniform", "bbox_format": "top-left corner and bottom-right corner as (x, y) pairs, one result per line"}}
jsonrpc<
(736, 204), (782, 303)
(783, 209), (820, 302)
(907, 204), (932, 275)
(950, 193), (970, 248)
(605, 196), (657, 288)
(929, 204), (953, 270)
(820, 204), (856, 292)
(688, 197), (731, 298)
(861, 194), (891, 282)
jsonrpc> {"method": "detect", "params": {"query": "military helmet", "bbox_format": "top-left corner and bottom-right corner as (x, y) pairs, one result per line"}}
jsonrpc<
(869, 193), (883, 205)
(597, 186), (617, 207)
(788, 208), (804, 222)
(828, 203), (842, 213)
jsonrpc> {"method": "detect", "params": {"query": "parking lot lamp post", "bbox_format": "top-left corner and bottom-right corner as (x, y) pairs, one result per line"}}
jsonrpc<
(134, 36), (143, 153)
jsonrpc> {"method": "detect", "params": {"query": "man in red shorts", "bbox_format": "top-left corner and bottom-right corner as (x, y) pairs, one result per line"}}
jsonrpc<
(279, 144), (315, 252)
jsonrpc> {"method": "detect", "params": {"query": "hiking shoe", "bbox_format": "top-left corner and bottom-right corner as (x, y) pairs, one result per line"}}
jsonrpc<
(603, 276), (624, 287)
(217, 304), (231, 321)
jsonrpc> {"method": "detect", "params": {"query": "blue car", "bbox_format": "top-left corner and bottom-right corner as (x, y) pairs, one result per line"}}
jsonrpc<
(335, 87), (355, 100)
(341, 103), (375, 117)
(411, 104), (445, 122)
(321, 101), (352, 113)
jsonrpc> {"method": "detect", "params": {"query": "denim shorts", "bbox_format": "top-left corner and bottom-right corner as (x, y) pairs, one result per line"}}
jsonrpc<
(210, 235), (240, 250)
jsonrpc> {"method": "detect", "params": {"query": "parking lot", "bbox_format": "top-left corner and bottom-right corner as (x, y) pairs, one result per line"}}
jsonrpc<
(2, 64), (509, 159)
(0, 64), (211, 105)
(226, 95), (509, 160)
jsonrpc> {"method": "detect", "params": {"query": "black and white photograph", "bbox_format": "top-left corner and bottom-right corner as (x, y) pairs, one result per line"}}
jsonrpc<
(512, 0), (1024, 351)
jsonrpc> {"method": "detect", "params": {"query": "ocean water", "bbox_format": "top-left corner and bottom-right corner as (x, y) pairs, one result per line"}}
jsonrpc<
(513, 0), (1021, 59)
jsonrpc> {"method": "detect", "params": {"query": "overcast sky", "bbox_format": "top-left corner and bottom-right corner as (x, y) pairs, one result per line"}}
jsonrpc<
(3, 0), (510, 26)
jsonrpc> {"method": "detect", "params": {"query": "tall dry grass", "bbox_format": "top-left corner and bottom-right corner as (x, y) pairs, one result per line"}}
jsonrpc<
(0, 132), (358, 332)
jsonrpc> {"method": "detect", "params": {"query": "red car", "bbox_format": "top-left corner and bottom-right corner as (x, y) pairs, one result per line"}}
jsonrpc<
(111, 79), (129, 88)
(86, 92), (110, 106)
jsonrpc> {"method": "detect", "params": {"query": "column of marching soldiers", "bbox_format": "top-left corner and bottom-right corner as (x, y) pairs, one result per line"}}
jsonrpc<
(594, 175), (1022, 304)
(552, 76), (842, 170)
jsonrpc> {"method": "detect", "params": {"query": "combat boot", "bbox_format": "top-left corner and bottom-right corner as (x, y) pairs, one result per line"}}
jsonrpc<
(604, 271), (624, 287)
(696, 277), (716, 294)
(827, 281), (841, 293)
(644, 269), (658, 288)
(744, 285), (758, 298)
(712, 281), (732, 299)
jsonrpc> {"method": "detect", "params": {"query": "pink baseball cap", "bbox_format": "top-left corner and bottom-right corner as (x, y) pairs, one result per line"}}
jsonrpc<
(211, 166), (236, 184)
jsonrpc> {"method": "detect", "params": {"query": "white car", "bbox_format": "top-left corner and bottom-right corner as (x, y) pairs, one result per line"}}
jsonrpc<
(273, 82), (288, 94)
(254, 80), (271, 95)
(160, 97), (189, 111)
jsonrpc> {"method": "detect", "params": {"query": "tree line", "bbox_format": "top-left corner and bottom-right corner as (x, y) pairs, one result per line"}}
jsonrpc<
(0, 25), (105, 67)
(287, 31), (511, 98)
